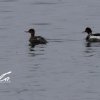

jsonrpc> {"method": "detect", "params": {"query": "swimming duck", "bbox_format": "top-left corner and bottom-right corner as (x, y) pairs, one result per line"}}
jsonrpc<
(26, 28), (47, 45)
(84, 27), (100, 42)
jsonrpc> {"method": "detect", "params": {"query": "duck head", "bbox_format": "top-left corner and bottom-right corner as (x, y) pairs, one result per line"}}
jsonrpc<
(26, 28), (35, 37)
(84, 27), (92, 35)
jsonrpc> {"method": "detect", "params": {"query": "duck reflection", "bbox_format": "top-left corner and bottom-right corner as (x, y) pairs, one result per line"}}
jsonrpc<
(85, 42), (100, 47)
(28, 44), (46, 57)
(85, 42), (91, 47)
(84, 42), (100, 57)
(29, 44), (36, 48)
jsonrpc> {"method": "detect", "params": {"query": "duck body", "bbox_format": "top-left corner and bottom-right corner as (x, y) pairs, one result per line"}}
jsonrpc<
(29, 36), (47, 45)
(84, 27), (100, 42)
(26, 28), (47, 46)
(86, 34), (100, 42)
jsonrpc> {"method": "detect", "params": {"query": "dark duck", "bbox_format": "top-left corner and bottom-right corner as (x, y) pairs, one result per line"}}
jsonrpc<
(84, 27), (100, 42)
(26, 28), (47, 46)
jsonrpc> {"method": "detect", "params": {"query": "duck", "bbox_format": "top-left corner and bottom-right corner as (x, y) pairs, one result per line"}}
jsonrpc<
(84, 27), (100, 42)
(26, 28), (47, 46)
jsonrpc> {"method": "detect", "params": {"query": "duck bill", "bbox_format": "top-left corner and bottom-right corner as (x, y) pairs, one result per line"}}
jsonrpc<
(82, 31), (85, 33)
(25, 31), (29, 33)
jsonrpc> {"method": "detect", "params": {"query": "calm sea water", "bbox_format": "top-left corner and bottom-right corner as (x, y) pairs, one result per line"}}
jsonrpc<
(0, 0), (100, 100)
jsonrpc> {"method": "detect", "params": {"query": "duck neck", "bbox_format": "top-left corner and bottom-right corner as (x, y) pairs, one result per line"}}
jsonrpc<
(88, 32), (92, 35)
(31, 33), (35, 37)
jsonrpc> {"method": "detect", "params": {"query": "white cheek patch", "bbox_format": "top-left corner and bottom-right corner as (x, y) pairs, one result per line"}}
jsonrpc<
(90, 36), (100, 39)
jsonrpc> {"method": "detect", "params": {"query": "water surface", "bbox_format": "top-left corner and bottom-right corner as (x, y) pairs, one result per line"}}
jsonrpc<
(0, 0), (100, 100)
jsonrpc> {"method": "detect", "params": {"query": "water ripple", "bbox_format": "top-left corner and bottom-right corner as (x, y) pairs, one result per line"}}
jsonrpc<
(16, 88), (29, 94)
(31, 2), (57, 5)
(0, 0), (18, 2)
(33, 22), (51, 26)
(47, 38), (78, 43)
(0, 89), (11, 93)
(0, 10), (13, 13)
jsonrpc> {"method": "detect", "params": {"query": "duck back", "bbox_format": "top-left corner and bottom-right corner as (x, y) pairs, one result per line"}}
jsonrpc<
(29, 36), (47, 45)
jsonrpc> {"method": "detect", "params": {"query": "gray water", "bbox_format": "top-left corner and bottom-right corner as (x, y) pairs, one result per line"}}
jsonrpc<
(0, 0), (100, 100)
